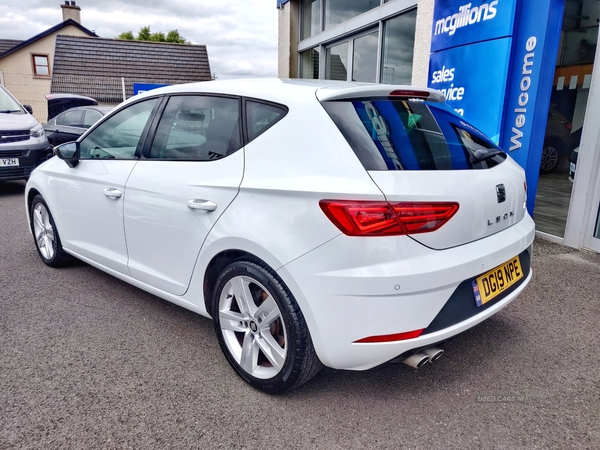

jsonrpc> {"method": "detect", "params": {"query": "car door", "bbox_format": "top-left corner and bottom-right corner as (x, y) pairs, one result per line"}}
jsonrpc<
(123, 94), (244, 295)
(48, 109), (84, 145)
(53, 97), (161, 274)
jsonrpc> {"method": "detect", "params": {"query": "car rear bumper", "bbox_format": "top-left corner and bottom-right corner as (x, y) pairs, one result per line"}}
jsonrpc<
(0, 142), (53, 181)
(278, 214), (535, 370)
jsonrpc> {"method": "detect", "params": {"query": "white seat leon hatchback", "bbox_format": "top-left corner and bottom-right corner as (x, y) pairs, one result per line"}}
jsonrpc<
(25, 79), (534, 393)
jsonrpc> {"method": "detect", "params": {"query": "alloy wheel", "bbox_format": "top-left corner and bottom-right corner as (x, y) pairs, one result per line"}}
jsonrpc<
(541, 145), (559, 172)
(218, 275), (287, 379)
(33, 203), (56, 260)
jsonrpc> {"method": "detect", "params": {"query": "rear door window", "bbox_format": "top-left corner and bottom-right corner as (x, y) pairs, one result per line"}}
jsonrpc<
(57, 110), (84, 127)
(147, 95), (241, 161)
(321, 99), (505, 171)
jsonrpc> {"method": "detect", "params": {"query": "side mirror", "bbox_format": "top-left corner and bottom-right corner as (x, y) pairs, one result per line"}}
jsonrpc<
(54, 141), (79, 168)
(23, 104), (33, 114)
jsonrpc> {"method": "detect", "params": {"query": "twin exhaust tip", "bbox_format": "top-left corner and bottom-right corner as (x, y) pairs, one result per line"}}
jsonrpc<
(402, 347), (444, 369)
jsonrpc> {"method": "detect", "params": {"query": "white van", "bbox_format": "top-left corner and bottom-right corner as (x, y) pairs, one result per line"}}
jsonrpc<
(0, 85), (52, 181)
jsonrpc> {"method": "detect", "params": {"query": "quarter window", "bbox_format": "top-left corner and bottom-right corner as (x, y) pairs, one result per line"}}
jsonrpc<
(79, 98), (158, 160)
(32, 54), (50, 76)
(246, 101), (287, 142)
(148, 95), (241, 160)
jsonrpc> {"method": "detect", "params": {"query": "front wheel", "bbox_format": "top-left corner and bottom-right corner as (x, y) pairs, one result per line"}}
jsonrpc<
(212, 258), (322, 393)
(31, 195), (70, 267)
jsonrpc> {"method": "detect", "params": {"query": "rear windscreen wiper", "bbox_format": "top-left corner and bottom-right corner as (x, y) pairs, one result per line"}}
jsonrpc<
(470, 148), (504, 164)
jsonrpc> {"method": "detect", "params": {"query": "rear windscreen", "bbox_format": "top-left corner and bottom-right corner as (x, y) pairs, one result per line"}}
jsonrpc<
(321, 99), (506, 171)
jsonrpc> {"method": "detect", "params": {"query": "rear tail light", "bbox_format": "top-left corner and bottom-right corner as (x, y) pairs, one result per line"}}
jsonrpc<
(564, 121), (572, 131)
(319, 200), (459, 236)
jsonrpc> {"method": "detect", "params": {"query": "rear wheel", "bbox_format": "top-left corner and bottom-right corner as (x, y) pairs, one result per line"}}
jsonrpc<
(212, 258), (321, 393)
(31, 195), (70, 267)
(540, 139), (562, 173)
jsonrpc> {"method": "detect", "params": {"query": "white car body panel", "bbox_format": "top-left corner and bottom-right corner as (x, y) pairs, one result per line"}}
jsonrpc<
(368, 157), (528, 249)
(123, 152), (244, 295)
(279, 215), (534, 369)
(40, 157), (138, 274)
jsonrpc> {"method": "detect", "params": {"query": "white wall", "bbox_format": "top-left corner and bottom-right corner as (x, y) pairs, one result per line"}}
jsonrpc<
(412, 0), (434, 86)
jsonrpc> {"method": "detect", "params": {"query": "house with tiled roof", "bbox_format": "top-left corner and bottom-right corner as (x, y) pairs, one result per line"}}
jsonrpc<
(0, 2), (97, 121)
(0, 39), (24, 55)
(0, 2), (211, 122)
(51, 35), (211, 104)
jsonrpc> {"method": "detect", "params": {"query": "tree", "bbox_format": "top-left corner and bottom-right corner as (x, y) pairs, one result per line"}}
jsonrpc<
(137, 26), (152, 41)
(117, 26), (188, 44)
(118, 31), (134, 40)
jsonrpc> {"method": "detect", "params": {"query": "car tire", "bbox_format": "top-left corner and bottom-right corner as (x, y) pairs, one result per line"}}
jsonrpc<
(212, 258), (322, 394)
(31, 195), (70, 267)
(540, 138), (563, 173)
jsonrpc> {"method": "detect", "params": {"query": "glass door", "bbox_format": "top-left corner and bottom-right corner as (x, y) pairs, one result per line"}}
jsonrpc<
(585, 178), (600, 252)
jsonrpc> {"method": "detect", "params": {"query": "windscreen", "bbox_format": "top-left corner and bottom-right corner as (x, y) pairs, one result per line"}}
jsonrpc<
(321, 98), (506, 171)
(0, 87), (23, 113)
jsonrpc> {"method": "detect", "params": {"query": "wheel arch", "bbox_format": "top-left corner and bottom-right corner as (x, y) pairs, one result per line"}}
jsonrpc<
(26, 187), (42, 229)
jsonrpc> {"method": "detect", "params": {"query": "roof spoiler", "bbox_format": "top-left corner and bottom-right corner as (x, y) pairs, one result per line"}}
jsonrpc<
(316, 85), (446, 103)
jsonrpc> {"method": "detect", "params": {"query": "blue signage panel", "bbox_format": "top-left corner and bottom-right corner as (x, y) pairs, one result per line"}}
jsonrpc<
(133, 83), (169, 96)
(428, 38), (512, 142)
(499, 0), (565, 213)
(431, 0), (518, 52)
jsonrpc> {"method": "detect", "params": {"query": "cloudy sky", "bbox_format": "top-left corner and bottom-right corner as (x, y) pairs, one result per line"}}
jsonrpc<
(0, 0), (279, 79)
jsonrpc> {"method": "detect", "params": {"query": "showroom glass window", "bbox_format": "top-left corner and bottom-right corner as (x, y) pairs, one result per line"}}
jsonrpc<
(301, 0), (321, 39)
(325, 0), (380, 29)
(148, 95), (241, 161)
(300, 47), (320, 79)
(326, 41), (349, 80)
(298, 2), (417, 84)
(381, 9), (416, 84)
(79, 98), (159, 160)
(353, 31), (379, 82)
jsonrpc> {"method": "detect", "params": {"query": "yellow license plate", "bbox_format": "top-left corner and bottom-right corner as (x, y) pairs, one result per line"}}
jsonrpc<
(472, 256), (523, 307)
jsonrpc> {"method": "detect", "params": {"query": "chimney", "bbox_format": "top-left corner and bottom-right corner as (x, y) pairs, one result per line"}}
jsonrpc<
(61, 1), (81, 24)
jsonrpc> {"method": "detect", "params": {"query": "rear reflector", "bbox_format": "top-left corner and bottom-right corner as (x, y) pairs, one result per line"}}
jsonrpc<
(319, 200), (459, 236)
(354, 329), (424, 343)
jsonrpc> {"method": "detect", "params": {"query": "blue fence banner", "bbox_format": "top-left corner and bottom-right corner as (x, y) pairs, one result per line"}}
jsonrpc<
(133, 83), (169, 96)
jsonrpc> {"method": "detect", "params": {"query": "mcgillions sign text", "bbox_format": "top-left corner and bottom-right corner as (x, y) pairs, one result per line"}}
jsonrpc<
(434, 1), (499, 37)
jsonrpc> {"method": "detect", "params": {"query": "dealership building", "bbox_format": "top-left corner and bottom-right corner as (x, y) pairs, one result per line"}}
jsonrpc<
(277, 0), (600, 254)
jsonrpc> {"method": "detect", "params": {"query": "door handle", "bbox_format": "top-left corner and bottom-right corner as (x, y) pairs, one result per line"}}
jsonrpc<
(103, 188), (122, 199)
(187, 199), (217, 211)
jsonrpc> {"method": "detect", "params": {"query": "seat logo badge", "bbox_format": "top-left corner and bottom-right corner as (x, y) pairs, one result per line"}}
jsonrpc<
(496, 184), (506, 203)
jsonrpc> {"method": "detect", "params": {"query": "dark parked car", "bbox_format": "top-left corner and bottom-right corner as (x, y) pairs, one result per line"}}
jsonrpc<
(43, 106), (113, 146)
(541, 106), (581, 174)
(44, 93), (98, 121)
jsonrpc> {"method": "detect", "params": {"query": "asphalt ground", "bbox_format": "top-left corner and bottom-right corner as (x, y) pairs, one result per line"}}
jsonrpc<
(1, 180), (599, 449)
